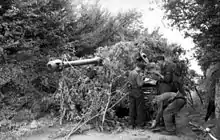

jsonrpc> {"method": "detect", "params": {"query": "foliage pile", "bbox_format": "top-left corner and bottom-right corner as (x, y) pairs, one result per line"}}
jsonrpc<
(54, 33), (191, 135)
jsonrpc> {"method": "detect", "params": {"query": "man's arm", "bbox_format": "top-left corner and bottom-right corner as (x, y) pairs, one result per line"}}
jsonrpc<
(155, 102), (164, 123)
(150, 101), (164, 128)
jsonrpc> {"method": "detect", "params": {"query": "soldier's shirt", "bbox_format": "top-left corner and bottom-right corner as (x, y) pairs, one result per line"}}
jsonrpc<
(128, 69), (144, 98)
(161, 61), (176, 74)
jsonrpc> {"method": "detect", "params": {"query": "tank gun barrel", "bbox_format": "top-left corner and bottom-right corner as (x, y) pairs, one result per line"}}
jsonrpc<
(47, 57), (103, 72)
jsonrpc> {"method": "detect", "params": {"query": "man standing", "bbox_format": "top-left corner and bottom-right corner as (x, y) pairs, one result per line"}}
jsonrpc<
(155, 56), (186, 96)
(128, 62), (146, 129)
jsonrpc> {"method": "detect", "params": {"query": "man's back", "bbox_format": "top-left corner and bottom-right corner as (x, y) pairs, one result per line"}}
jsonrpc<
(161, 61), (176, 75)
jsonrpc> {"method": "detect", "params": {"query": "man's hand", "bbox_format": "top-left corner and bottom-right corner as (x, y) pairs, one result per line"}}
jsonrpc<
(148, 70), (164, 79)
(149, 120), (157, 129)
(139, 71), (145, 77)
(152, 96), (159, 104)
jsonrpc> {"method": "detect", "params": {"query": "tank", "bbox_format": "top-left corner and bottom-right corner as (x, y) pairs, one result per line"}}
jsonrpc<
(46, 57), (103, 72)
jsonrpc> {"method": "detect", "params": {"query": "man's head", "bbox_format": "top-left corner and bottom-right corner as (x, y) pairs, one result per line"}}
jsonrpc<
(155, 55), (165, 66)
(135, 62), (146, 72)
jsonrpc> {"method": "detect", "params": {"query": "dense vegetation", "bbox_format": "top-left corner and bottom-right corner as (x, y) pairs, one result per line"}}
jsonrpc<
(163, 0), (220, 73)
(0, 0), (197, 138)
(163, 1), (220, 137)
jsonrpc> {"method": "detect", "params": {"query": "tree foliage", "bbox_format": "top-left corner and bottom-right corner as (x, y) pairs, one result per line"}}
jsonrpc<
(163, 0), (220, 72)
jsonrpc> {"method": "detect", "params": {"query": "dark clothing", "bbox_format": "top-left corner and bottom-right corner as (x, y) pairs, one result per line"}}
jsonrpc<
(157, 61), (176, 95)
(158, 60), (186, 96)
(157, 82), (173, 95)
(154, 60), (186, 132)
(128, 69), (146, 127)
(160, 61), (176, 83)
(129, 94), (146, 126)
(156, 61), (178, 126)
(172, 76), (186, 96)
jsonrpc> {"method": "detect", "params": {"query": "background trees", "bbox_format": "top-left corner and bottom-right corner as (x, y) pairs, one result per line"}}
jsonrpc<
(163, 0), (220, 72)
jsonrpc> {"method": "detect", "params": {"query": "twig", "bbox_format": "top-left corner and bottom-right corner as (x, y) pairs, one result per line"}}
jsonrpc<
(189, 121), (218, 140)
(185, 76), (203, 105)
(102, 95), (111, 129)
(60, 108), (66, 125)
(194, 86), (203, 105)
(65, 92), (128, 140)
(185, 91), (196, 110)
(64, 117), (84, 139)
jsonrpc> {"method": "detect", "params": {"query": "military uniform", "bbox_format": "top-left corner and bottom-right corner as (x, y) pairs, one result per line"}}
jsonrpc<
(157, 60), (185, 94)
(128, 69), (146, 128)
(153, 59), (186, 134)
(155, 61), (176, 126)
(157, 61), (176, 93)
(153, 92), (186, 134)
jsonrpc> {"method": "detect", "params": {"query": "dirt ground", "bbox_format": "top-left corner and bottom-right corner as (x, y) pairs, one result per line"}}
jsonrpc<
(21, 128), (192, 140)
(1, 93), (216, 140)
(16, 105), (212, 140)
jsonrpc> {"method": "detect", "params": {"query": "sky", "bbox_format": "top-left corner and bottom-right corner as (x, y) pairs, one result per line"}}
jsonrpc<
(80, 0), (203, 75)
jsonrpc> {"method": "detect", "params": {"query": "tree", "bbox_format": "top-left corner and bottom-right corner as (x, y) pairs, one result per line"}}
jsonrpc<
(163, 0), (220, 71)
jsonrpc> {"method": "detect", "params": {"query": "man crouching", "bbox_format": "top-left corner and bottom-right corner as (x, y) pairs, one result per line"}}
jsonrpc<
(150, 91), (186, 135)
(128, 63), (146, 129)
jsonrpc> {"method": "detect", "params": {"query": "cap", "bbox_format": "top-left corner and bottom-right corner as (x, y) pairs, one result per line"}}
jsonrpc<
(140, 52), (149, 63)
(135, 52), (149, 63)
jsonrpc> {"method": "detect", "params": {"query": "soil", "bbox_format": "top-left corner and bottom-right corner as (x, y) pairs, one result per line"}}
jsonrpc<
(9, 107), (214, 140)
(1, 93), (217, 140)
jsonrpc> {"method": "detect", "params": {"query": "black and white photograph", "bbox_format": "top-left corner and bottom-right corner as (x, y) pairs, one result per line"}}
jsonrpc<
(0, 0), (219, 139)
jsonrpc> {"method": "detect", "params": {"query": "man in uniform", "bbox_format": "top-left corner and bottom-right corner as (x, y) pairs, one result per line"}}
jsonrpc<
(128, 62), (146, 129)
(149, 55), (186, 135)
(151, 91), (186, 135)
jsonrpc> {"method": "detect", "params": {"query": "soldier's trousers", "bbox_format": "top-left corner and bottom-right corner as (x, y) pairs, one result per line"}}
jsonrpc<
(129, 94), (146, 126)
(163, 98), (186, 132)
